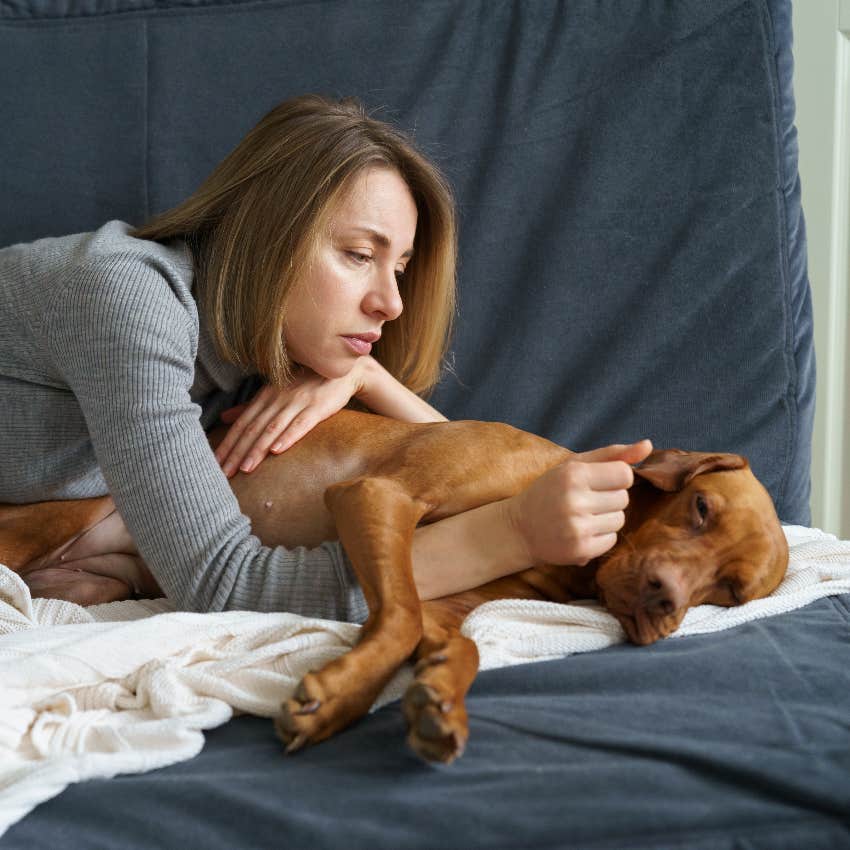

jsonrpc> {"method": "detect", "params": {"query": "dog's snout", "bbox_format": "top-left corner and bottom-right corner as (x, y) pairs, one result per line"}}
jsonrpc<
(642, 569), (688, 616)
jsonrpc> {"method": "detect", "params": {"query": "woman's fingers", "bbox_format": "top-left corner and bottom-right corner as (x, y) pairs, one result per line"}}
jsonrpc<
(269, 410), (322, 454)
(575, 439), (653, 466)
(582, 459), (635, 492)
(586, 487), (629, 516)
(215, 387), (291, 475)
(590, 509), (627, 536)
(510, 451), (642, 566)
(583, 532), (620, 561)
(220, 397), (336, 475)
(213, 393), (271, 464)
(222, 403), (301, 476)
(215, 369), (361, 475)
(579, 463), (632, 557)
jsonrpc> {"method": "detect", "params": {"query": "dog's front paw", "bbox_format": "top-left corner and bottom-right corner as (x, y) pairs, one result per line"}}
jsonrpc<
(275, 669), (373, 753)
(275, 673), (335, 753)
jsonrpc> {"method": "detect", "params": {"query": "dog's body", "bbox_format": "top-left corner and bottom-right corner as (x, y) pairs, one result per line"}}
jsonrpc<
(0, 410), (788, 762)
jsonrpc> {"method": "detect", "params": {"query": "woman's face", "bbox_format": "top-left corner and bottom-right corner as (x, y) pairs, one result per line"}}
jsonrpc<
(283, 166), (418, 380)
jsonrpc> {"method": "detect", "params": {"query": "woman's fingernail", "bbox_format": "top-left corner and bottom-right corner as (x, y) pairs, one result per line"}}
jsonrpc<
(240, 459), (255, 473)
(271, 442), (284, 453)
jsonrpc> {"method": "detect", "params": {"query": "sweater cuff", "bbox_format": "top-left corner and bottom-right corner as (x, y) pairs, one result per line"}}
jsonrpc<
(333, 543), (369, 624)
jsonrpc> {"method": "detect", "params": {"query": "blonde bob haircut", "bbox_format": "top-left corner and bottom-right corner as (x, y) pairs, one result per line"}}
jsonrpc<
(132, 94), (457, 395)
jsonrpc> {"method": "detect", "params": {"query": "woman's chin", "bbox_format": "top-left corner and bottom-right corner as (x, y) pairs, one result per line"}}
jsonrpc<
(298, 357), (356, 382)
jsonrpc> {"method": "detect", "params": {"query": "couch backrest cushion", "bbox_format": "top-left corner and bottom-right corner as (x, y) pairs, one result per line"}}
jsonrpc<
(0, 0), (814, 523)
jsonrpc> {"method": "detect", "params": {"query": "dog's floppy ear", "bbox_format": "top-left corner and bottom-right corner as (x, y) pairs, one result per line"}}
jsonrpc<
(632, 449), (748, 492)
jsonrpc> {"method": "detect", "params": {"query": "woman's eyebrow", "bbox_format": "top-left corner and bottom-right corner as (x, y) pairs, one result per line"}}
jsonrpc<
(348, 226), (414, 258)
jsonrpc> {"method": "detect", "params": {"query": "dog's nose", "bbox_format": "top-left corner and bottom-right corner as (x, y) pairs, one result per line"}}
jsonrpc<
(642, 568), (689, 616)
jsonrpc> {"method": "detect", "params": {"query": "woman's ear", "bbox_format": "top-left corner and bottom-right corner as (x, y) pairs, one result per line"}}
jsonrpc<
(633, 448), (749, 492)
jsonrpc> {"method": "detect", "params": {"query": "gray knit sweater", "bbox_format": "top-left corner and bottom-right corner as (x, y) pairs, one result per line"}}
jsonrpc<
(0, 220), (368, 622)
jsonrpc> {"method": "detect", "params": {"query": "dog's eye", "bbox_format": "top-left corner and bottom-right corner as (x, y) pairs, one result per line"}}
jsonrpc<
(691, 492), (710, 529)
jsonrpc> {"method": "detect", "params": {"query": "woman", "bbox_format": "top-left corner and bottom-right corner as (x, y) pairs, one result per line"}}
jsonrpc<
(0, 95), (649, 621)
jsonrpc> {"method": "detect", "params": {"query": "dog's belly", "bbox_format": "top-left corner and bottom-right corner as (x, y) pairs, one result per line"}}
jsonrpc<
(215, 410), (498, 548)
(231, 462), (339, 550)
(219, 414), (391, 549)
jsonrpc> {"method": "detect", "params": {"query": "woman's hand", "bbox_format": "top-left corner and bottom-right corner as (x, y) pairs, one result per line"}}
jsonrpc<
(214, 361), (371, 477)
(505, 440), (653, 566)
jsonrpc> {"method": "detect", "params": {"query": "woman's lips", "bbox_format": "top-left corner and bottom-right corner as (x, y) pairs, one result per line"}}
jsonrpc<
(342, 332), (380, 356)
(342, 335), (373, 355)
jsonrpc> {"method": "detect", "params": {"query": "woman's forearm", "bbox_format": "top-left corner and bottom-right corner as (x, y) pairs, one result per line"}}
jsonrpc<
(411, 497), (531, 600)
(408, 440), (651, 601)
(356, 356), (447, 423)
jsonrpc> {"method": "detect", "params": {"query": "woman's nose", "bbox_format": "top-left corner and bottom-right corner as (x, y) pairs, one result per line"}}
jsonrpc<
(363, 266), (403, 321)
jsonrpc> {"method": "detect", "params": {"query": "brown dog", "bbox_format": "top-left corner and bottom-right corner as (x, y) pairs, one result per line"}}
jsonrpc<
(0, 410), (788, 763)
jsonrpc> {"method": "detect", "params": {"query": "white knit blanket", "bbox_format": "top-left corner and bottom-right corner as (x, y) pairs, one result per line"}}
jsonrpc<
(1, 525), (849, 836)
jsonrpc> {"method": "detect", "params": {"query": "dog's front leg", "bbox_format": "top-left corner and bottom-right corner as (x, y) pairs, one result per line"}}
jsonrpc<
(275, 475), (428, 753)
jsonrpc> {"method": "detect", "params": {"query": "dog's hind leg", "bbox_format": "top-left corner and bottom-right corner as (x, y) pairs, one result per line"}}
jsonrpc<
(275, 475), (429, 752)
(403, 605), (480, 763)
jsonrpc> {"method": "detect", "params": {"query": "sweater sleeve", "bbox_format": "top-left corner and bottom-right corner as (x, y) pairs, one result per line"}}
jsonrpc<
(42, 252), (368, 622)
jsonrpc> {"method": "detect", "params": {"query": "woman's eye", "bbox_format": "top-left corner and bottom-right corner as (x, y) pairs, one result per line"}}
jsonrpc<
(394, 268), (406, 283)
(347, 251), (371, 264)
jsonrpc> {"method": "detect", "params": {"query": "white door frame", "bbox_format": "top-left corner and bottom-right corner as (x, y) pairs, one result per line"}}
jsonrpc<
(793, 0), (850, 537)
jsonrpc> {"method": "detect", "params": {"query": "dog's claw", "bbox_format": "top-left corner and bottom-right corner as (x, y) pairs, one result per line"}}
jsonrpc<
(450, 731), (466, 760)
(285, 733), (308, 754)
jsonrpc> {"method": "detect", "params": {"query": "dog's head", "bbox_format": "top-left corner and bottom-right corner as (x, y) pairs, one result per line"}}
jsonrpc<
(593, 449), (789, 645)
